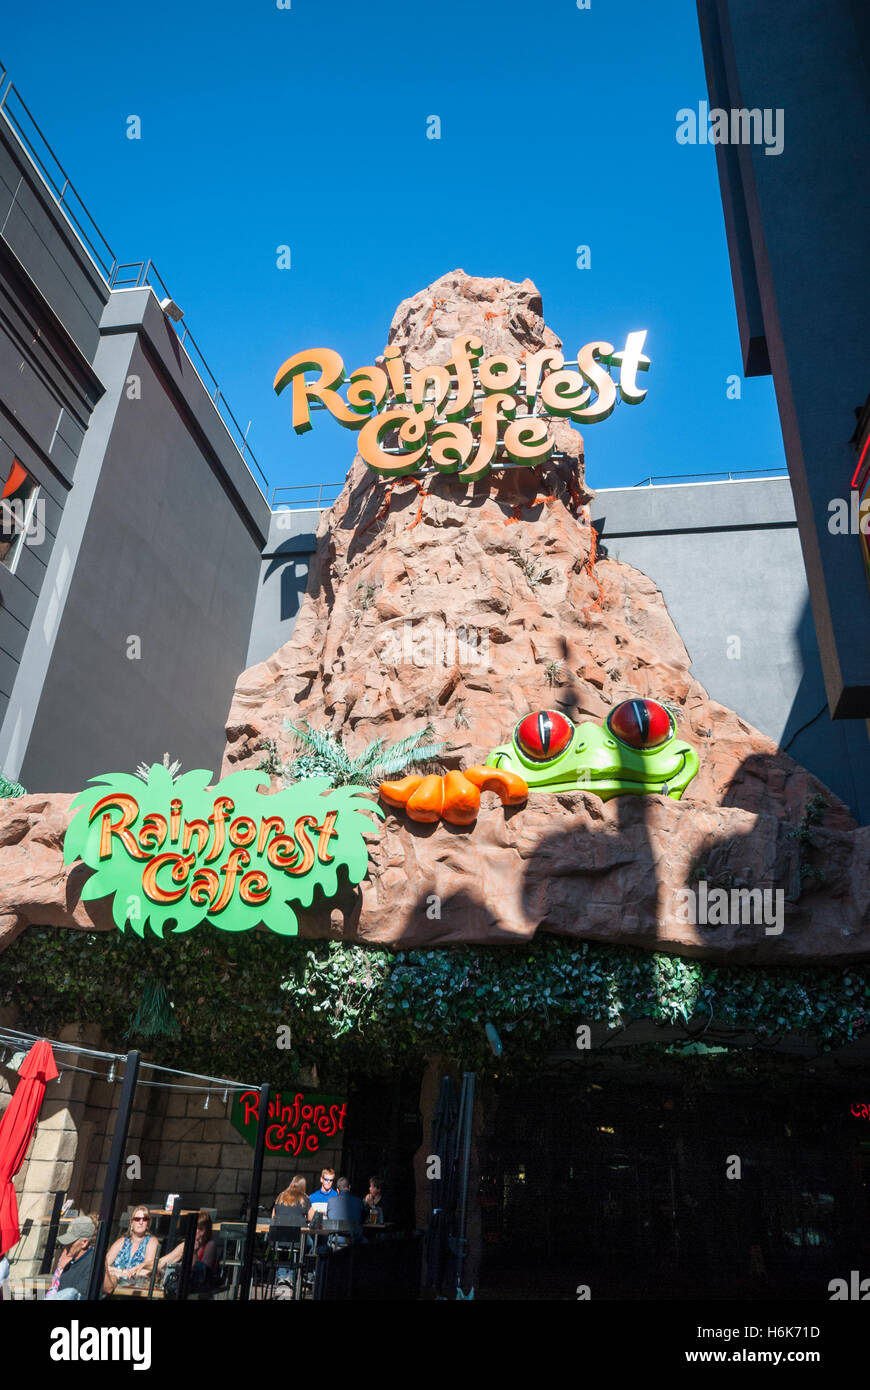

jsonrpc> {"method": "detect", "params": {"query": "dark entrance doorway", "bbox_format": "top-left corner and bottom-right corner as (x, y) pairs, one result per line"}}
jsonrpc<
(478, 1059), (870, 1299)
(341, 1070), (423, 1232)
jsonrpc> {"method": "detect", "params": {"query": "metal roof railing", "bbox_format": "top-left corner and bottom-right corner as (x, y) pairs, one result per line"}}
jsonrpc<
(109, 259), (268, 490)
(0, 60), (269, 497)
(0, 76), (117, 280)
(633, 467), (788, 487)
(270, 467), (793, 511)
(271, 482), (343, 510)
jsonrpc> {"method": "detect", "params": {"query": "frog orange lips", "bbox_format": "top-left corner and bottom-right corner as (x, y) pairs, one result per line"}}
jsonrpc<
(379, 767), (528, 826)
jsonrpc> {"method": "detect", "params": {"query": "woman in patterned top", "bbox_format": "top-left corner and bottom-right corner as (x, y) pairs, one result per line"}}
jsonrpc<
(103, 1207), (159, 1294)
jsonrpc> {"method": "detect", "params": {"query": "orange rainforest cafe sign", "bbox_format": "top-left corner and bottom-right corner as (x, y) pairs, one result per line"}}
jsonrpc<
(273, 331), (650, 479)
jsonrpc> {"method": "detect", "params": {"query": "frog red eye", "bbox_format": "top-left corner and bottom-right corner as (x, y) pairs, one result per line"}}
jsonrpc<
(514, 710), (574, 761)
(607, 699), (673, 749)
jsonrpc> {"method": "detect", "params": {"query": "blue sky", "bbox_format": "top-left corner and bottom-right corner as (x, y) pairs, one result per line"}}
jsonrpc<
(2, 0), (786, 498)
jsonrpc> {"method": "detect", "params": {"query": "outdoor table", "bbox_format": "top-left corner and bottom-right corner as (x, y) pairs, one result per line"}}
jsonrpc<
(148, 1207), (198, 1226)
(212, 1220), (270, 1233)
(107, 1284), (165, 1300)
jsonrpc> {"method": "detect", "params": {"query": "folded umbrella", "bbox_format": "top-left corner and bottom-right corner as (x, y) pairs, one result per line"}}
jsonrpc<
(0, 1039), (58, 1257)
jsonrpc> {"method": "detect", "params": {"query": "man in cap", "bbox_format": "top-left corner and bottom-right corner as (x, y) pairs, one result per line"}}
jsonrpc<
(45, 1215), (97, 1300)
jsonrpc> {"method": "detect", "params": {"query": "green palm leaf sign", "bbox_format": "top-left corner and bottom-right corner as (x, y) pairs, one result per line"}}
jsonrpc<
(62, 764), (383, 940)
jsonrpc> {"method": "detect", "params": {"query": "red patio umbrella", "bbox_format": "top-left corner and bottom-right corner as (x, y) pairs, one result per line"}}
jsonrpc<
(0, 1040), (58, 1257)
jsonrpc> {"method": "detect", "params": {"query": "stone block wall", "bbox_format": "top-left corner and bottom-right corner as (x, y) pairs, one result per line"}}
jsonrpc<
(0, 1013), (345, 1286)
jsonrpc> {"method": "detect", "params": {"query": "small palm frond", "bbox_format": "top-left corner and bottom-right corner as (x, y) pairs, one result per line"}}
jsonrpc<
(349, 738), (389, 775)
(281, 720), (449, 787)
(284, 721), (351, 769)
(371, 725), (449, 782)
(135, 754), (182, 783)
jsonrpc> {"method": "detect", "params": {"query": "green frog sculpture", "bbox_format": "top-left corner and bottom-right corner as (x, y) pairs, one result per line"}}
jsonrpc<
(485, 699), (699, 801)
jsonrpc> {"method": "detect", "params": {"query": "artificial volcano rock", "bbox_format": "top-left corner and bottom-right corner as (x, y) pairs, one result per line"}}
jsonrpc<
(0, 272), (868, 961)
(221, 270), (870, 962)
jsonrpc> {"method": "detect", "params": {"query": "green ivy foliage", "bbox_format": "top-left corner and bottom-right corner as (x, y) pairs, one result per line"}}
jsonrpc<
(1, 927), (868, 1084)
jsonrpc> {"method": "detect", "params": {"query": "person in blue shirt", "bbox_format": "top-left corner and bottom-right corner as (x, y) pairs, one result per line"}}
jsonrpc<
(307, 1168), (337, 1220)
(326, 1178), (365, 1247)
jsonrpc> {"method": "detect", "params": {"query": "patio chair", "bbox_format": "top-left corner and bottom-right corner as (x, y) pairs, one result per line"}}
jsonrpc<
(184, 1234), (231, 1301)
(268, 1222), (307, 1295)
(249, 1257), (277, 1301)
(216, 1222), (248, 1299)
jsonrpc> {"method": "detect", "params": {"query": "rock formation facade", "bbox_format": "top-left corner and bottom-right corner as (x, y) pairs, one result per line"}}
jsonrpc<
(0, 270), (868, 961)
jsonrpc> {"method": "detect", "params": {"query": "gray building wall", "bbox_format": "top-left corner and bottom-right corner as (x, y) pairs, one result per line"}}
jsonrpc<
(593, 478), (870, 823)
(0, 89), (272, 794)
(252, 477), (870, 824)
(246, 508), (320, 668)
(0, 117), (108, 730)
(5, 288), (271, 791)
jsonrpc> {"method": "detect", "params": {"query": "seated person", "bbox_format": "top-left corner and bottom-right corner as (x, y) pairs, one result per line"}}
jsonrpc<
(272, 1177), (311, 1281)
(273, 1176), (308, 1225)
(326, 1177), (365, 1247)
(307, 1167), (337, 1221)
(46, 1216), (96, 1300)
(104, 1207), (159, 1293)
(363, 1175), (386, 1225)
(157, 1210), (218, 1290)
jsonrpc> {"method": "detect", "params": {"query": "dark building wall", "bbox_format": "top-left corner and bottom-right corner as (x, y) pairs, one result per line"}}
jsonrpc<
(0, 117), (109, 360)
(0, 118), (108, 735)
(696, 0), (870, 716)
(6, 287), (271, 791)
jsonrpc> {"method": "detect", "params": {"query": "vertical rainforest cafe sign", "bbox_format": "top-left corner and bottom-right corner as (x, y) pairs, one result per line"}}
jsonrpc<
(231, 1089), (347, 1155)
(273, 330), (650, 479)
(62, 764), (383, 938)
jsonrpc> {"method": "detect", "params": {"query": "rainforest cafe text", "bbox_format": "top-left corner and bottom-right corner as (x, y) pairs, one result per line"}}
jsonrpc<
(237, 1090), (347, 1155)
(88, 792), (339, 914)
(274, 331), (650, 479)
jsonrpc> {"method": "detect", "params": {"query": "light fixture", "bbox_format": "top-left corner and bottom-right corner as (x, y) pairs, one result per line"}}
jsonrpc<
(159, 297), (184, 322)
(203, 1091), (210, 1111)
(107, 1062), (116, 1084)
